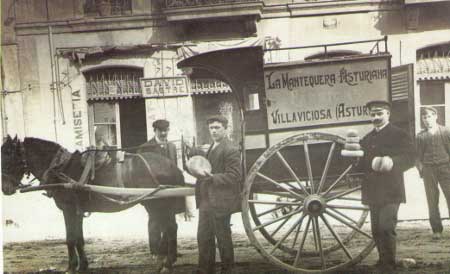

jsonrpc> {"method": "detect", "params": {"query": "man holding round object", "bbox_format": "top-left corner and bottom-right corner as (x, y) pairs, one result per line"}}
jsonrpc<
(357, 100), (415, 271)
(416, 106), (450, 240)
(194, 115), (242, 274)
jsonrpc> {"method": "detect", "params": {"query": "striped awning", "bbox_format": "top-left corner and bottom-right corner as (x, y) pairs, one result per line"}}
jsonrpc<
(190, 79), (232, 95)
(417, 74), (450, 81)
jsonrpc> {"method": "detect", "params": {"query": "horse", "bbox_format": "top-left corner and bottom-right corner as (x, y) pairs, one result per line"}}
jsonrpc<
(1, 135), (186, 273)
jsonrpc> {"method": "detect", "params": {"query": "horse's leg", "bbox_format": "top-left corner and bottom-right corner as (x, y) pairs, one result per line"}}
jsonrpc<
(75, 213), (88, 271)
(62, 207), (79, 272)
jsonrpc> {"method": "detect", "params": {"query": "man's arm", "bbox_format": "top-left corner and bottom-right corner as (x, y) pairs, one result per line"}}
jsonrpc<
(391, 129), (416, 173)
(415, 133), (424, 177)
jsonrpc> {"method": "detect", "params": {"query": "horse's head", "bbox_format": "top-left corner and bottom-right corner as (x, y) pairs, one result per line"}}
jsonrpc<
(2, 135), (27, 195)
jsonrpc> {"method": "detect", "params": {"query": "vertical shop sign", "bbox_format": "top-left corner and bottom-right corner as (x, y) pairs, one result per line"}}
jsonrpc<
(72, 89), (84, 147)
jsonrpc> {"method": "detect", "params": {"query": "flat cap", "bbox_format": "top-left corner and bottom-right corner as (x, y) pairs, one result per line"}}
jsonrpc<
(206, 115), (228, 127)
(421, 106), (438, 115)
(152, 119), (170, 130)
(366, 100), (391, 111)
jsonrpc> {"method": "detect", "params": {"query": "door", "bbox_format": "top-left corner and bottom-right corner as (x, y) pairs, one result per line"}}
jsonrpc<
(390, 64), (415, 138)
(119, 99), (147, 149)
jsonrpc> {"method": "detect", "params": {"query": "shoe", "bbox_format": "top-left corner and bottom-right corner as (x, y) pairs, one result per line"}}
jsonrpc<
(160, 266), (173, 274)
(155, 255), (166, 272)
(432, 232), (442, 240)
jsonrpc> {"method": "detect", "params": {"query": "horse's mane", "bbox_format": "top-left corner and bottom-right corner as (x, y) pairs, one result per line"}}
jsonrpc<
(23, 137), (64, 162)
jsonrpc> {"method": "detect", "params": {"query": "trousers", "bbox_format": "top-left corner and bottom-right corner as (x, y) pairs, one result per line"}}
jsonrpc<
(369, 203), (400, 265)
(145, 206), (178, 266)
(423, 163), (450, 233)
(197, 210), (234, 274)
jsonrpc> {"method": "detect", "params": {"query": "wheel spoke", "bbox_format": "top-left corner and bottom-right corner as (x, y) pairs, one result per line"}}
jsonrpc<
(313, 216), (326, 269)
(291, 213), (305, 249)
(256, 172), (305, 200)
(312, 216), (319, 251)
(317, 142), (336, 194)
(327, 204), (369, 211)
(322, 164), (353, 196)
(248, 199), (300, 206)
(252, 207), (304, 232)
(303, 141), (314, 193)
(256, 202), (299, 218)
(325, 210), (372, 239)
(294, 216), (312, 267)
(327, 207), (359, 225)
(275, 151), (310, 196)
(335, 196), (361, 202)
(270, 213), (307, 254)
(326, 185), (361, 202)
(270, 205), (302, 238)
(320, 215), (353, 260)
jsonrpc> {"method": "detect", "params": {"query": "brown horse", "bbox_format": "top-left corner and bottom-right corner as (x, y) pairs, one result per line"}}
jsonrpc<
(1, 135), (186, 273)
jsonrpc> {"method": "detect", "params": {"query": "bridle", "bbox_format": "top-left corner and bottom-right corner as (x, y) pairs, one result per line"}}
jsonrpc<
(3, 139), (32, 189)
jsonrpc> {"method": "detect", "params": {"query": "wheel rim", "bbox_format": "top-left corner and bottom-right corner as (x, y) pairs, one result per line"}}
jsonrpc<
(242, 132), (375, 273)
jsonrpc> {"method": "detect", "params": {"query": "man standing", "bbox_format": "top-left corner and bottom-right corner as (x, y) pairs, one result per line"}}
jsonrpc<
(358, 100), (415, 270)
(195, 115), (242, 274)
(138, 119), (184, 274)
(416, 106), (450, 239)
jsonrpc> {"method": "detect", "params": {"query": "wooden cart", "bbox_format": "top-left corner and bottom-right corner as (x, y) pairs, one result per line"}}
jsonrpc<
(178, 37), (392, 273)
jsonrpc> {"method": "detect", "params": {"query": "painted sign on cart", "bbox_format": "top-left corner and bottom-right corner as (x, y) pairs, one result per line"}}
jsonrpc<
(264, 56), (390, 130)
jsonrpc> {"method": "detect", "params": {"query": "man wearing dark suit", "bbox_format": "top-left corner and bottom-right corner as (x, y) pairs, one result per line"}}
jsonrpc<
(137, 119), (184, 274)
(358, 100), (415, 271)
(194, 115), (242, 274)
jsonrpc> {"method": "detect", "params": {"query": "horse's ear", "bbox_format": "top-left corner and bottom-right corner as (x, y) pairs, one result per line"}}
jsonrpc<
(13, 135), (18, 143)
(3, 135), (12, 144)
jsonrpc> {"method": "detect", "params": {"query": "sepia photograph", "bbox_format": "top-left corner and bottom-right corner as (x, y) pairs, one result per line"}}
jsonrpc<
(1, 0), (450, 273)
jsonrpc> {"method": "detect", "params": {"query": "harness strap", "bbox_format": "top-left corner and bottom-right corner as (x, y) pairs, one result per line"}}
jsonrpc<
(78, 153), (94, 185)
(128, 152), (161, 186)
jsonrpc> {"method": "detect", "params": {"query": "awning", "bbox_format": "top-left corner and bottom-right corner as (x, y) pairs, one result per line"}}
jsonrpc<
(58, 43), (186, 63)
(190, 78), (232, 95)
(417, 74), (450, 81)
(177, 37), (264, 60)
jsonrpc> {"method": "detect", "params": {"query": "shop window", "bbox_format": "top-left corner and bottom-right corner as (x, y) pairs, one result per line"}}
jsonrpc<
(419, 81), (446, 127)
(85, 67), (146, 149)
(91, 102), (119, 148)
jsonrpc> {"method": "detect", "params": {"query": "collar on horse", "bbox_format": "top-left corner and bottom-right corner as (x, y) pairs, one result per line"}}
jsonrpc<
(41, 147), (73, 185)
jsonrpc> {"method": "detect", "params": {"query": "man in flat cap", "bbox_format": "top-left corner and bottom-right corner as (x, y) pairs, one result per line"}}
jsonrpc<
(193, 115), (242, 274)
(357, 100), (415, 270)
(138, 119), (185, 274)
(416, 106), (450, 240)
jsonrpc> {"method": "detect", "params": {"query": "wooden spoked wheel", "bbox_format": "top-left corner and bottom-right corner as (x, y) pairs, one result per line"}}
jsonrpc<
(242, 132), (375, 273)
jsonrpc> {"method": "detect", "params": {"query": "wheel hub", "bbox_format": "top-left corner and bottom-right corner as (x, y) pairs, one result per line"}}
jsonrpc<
(303, 194), (326, 216)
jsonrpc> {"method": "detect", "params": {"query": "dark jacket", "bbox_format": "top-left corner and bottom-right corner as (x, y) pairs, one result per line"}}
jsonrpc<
(358, 123), (415, 205)
(137, 138), (177, 164)
(416, 125), (450, 163)
(195, 138), (242, 216)
(137, 138), (185, 214)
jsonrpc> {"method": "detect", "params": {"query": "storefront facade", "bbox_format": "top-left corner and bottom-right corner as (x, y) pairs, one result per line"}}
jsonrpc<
(2, 0), (450, 153)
